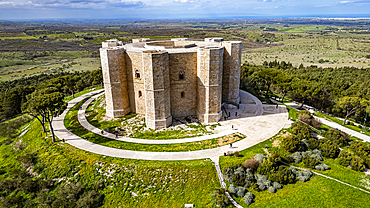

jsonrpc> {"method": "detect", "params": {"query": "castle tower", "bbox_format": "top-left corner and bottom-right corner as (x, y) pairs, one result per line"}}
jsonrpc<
(100, 40), (131, 118)
(221, 41), (242, 105)
(142, 50), (172, 129)
(196, 46), (223, 124)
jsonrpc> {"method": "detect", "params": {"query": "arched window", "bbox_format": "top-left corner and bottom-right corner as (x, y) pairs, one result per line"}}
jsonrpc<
(138, 91), (142, 97)
(179, 71), (185, 80)
(181, 92), (185, 98)
(135, 70), (140, 78)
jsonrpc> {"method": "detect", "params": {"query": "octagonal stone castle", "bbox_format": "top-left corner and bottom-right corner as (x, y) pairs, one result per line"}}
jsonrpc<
(100, 38), (242, 129)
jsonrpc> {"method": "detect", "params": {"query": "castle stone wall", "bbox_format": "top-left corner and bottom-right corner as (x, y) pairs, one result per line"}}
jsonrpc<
(196, 47), (223, 124)
(143, 51), (172, 129)
(100, 47), (130, 118)
(100, 38), (242, 129)
(125, 51), (146, 114)
(222, 41), (242, 105)
(169, 52), (197, 117)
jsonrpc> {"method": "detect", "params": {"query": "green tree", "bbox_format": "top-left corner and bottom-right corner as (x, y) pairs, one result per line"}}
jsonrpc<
(64, 75), (81, 98)
(275, 74), (292, 102)
(257, 68), (282, 95)
(335, 96), (368, 125)
(22, 87), (66, 142)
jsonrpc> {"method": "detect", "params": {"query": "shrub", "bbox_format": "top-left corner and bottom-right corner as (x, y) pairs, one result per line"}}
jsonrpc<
(349, 141), (370, 167)
(292, 152), (303, 163)
(268, 166), (296, 185)
(351, 156), (366, 171)
(244, 180), (252, 189)
(2, 192), (26, 207)
(254, 154), (267, 164)
(234, 166), (245, 178)
(228, 184), (237, 195)
(232, 173), (246, 186)
(323, 129), (350, 147)
(243, 192), (254, 205)
(268, 186), (277, 193)
(307, 138), (321, 150)
(242, 159), (259, 172)
(285, 155), (295, 163)
(20, 178), (39, 193)
(303, 151), (313, 157)
(311, 118), (322, 129)
(349, 141), (370, 158)
(320, 139), (340, 158)
(297, 175), (309, 182)
(223, 167), (234, 183)
(212, 188), (230, 207)
(297, 110), (311, 118)
(313, 149), (322, 156)
(256, 157), (277, 175)
(10, 169), (29, 179)
(273, 182), (282, 189)
(292, 169), (312, 182)
(258, 183), (267, 191)
(315, 163), (331, 171)
(16, 152), (37, 167)
(76, 190), (104, 208)
(236, 187), (246, 197)
(245, 168), (255, 181)
(249, 182), (259, 192)
(311, 153), (323, 161)
(291, 122), (314, 140)
(303, 169), (313, 178)
(298, 114), (311, 124)
(303, 155), (320, 168)
(300, 139), (309, 151)
(281, 135), (300, 152)
(234, 151), (240, 157)
(338, 150), (352, 167)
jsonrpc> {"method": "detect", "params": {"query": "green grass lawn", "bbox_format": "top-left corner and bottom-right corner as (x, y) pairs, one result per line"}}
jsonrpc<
(240, 175), (370, 208)
(286, 106), (298, 120)
(219, 128), (370, 207)
(0, 118), (221, 207)
(65, 86), (103, 102)
(65, 97), (245, 152)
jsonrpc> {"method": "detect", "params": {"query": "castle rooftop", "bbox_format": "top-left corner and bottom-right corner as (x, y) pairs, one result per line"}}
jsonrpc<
(103, 38), (241, 54)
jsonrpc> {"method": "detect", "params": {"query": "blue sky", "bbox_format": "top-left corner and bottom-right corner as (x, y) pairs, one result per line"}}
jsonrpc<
(0, 0), (369, 20)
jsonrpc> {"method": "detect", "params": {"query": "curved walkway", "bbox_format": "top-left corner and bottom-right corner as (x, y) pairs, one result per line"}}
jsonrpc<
(52, 90), (289, 161)
(79, 93), (240, 144)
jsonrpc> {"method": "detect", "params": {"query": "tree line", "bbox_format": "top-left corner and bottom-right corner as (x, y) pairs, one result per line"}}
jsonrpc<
(0, 69), (103, 140)
(241, 60), (370, 126)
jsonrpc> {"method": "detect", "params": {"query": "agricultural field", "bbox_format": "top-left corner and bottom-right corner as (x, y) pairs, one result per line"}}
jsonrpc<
(244, 36), (370, 68)
(1, 19), (370, 82)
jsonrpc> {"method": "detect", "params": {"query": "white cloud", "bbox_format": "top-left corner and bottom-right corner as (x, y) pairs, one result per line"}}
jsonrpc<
(0, 0), (145, 9)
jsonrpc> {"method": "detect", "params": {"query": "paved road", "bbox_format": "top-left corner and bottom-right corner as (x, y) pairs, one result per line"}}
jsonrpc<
(52, 90), (288, 161)
(285, 102), (370, 143)
(315, 117), (370, 143)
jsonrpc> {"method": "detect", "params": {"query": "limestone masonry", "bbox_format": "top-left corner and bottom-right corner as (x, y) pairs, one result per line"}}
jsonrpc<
(100, 38), (242, 129)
